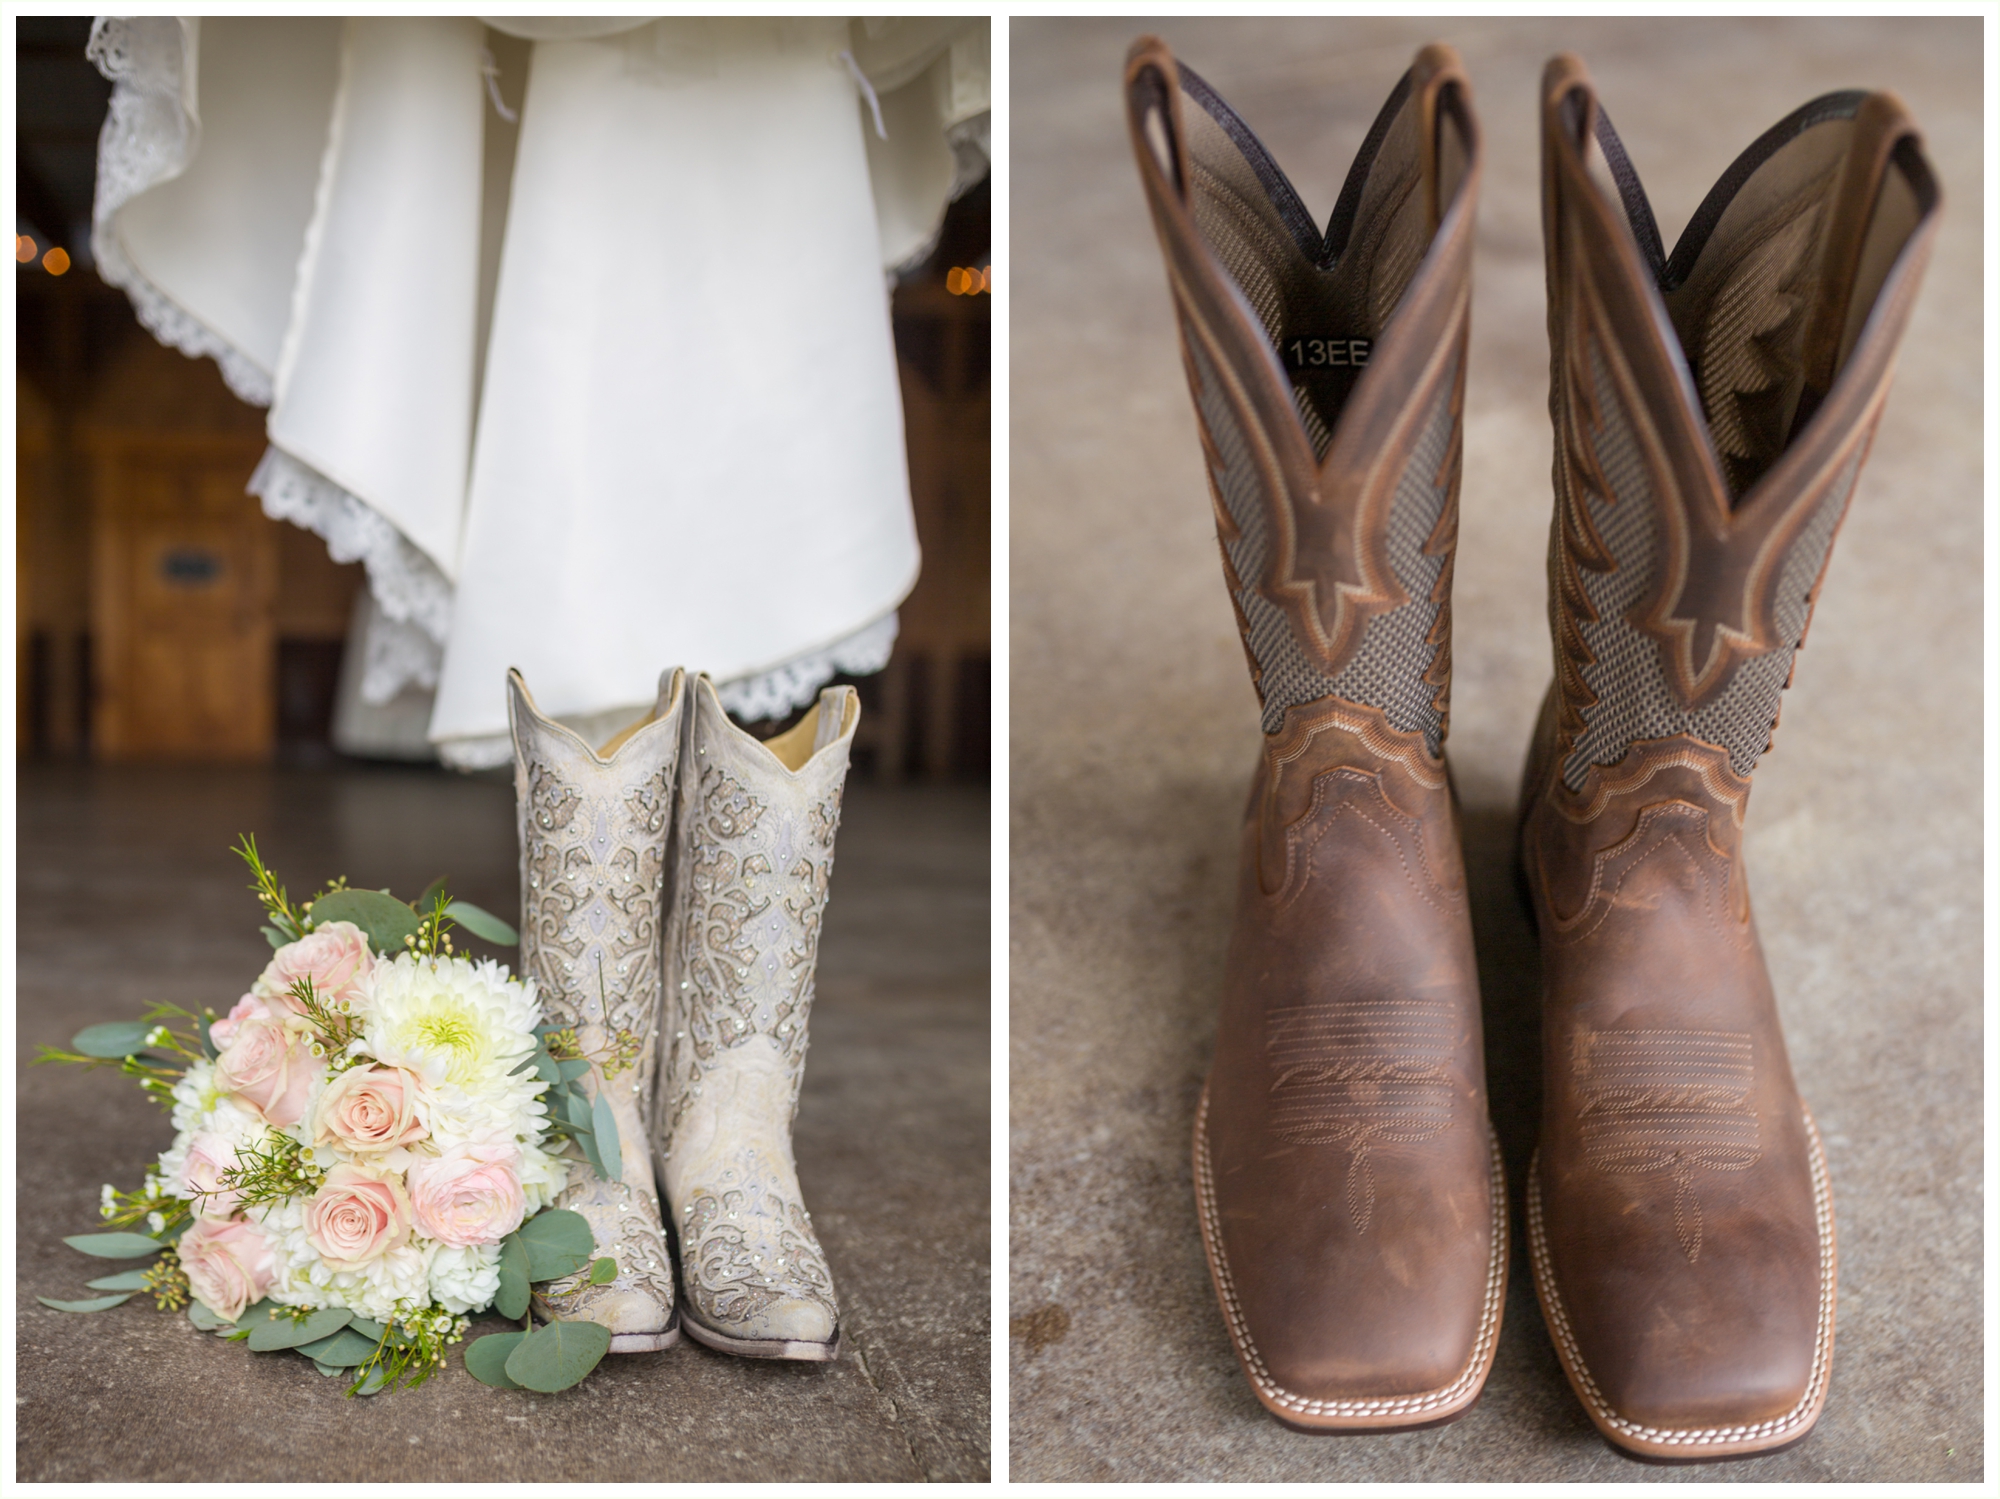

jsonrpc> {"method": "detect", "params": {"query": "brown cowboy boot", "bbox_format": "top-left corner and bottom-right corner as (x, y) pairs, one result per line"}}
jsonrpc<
(1126, 37), (1503, 1431)
(1522, 54), (1939, 1461)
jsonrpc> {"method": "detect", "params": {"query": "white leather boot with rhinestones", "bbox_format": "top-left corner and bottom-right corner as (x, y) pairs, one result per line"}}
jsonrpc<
(508, 667), (683, 1351)
(655, 674), (857, 1360)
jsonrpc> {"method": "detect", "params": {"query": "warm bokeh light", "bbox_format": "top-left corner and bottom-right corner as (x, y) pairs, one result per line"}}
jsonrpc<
(980, 265), (991, 293)
(43, 246), (70, 276)
(945, 265), (992, 297)
(16, 234), (36, 264)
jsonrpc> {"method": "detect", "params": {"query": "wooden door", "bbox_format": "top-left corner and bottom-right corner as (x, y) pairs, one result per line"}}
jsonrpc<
(89, 437), (276, 760)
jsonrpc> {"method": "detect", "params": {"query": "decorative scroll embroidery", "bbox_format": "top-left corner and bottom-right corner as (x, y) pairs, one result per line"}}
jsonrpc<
(1575, 1028), (1760, 1263)
(1266, 996), (1456, 1232)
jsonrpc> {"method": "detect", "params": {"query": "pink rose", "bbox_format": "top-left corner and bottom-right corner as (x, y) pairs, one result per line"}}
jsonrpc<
(406, 1143), (527, 1247)
(304, 1164), (412, 1269)
(258, 921), (373, 1014)
(209, 993), (269, 1051)
(311, 1065), (427, 1156)
(214, 1015), (324, 1128)
(179, 1217), (276, 1323)
(181, 1132), (245, 1219)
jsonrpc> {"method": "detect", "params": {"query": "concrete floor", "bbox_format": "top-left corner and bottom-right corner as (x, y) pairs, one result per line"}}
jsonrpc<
(17, 763), (989, 1482)
(1010, 16), (1981, 1483)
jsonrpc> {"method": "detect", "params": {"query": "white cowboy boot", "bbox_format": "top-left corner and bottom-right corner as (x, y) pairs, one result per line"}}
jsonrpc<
(656, 674), (856, 1360)
(508, 666), (684, 1351)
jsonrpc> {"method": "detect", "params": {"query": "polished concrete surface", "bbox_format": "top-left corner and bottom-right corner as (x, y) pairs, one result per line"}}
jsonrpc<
(17, 763), (989, 1482)
(1010, 16), (1981, 1482)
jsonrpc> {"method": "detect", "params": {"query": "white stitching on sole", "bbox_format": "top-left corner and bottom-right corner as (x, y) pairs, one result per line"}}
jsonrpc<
(1193, 1084), (1507, 1419)
(1526, 1109), (1836, 1451)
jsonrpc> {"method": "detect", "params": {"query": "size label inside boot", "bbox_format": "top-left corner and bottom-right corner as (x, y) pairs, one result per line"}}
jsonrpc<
(1282, 337), (1372, 371)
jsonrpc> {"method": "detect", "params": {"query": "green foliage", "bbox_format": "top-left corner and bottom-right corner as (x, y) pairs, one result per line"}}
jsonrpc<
(464, 1331), (528, 1388)
(234, 833), (310, 941)
(296, 1327), (380, 1367)
(211, 1129), (325, 1212)
(85, 1269), (153, 1291)
(246, 1305), (353, 1351)
(285, 975), (364, 1057)
(443, 899), (519, 946)
(495, 1235), (531, 1320)
(503, 1319), (612, 1392)
(308, 888), (424, 957)
(62, 1232), (165, 1259)
(514, 1210), (595, 1282)
(187, 1301), (231, 1332)
(587, 1256), (618, 1286)
(68, 1021), (156, 1058)
(37, 1293), (135, 1313)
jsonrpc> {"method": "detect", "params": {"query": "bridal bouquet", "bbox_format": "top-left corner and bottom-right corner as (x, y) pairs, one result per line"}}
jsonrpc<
(39, 837), (628, 1396)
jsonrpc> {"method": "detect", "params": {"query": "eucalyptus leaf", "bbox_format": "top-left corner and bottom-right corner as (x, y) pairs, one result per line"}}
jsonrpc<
(557, 1058), (592, 1083)
(350, 1365), (390, 1396)
(495, 1234), (531, 1320)
(306, 888), (423, 956)
(590, 1088), (622, 1182)
(532, 1048), (563, 1087)
(503, 1319), (612, 1392)
(37, 1293), (134, 1313)
(222, 1298), (281, 1337)
(346, 1315), (411, 1346)
(297, 1327), (380, 1366)
(312, 1361), (343, 1377)
(85, 1269), (153, 1291)
(417, 876), (448, 910)
(444, 899), (519, 945)
(587, 1256), (618, 1286)
(187, 1302), (230, 1332)
(62, 1232), (164, 1259)
(464, 1331), (528, 1388)
(573, 1122), (608, 1183)
(561, 1087), (596, 1133)
(517, 1209), (596, 1283)
(69, 1021), (154, 1059)
(262, 925), (288, 951)
(247, 1306), (352, 1351)
(199, 1016), (219, 1060)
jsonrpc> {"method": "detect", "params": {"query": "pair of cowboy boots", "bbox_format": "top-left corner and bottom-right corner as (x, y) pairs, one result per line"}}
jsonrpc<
(506, 667), (856, 1361)
(1127, 37), (1938, 1460)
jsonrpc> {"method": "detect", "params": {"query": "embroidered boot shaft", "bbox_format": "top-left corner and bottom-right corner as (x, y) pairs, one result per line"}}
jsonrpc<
(654, 675), (856, 1361)
(1127, 37), (1504, 1431)
(508, 667), (683, 1352)
(1521, 54), (1939, 1461)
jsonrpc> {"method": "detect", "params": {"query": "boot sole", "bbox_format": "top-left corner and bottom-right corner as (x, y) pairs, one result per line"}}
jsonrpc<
(680, 1314), (842, 1362)
(532, 1306), (680, 1354)
(1193, 1084), (1508, 1432)
(1525, 1110), (1837, 1462)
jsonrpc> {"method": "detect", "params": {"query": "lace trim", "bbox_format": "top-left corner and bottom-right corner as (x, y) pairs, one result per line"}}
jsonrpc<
(435, 612), (900, 772)
(88, 17), (275, 407)
(715, 611), (899, 722)
(248, 447), (453, 705)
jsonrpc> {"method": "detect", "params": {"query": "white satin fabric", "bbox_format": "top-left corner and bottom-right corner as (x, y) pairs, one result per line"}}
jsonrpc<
(88, 15), (988, 764)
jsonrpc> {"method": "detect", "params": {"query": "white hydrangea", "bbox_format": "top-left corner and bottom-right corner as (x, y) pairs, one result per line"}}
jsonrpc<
(516, 1139), (569, 1217)
(160, 1059), (275, 1202)
(428, 1242), (501, 1314)
(256, 1199), (437, 1322)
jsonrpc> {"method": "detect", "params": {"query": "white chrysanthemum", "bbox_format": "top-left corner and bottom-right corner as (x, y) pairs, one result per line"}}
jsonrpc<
(360, 954), (548, 1150)
(428, 1242), (501, 1314)
(256, 1199), (437, 1322)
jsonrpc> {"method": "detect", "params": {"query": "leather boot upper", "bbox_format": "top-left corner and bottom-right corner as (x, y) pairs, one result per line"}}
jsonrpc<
(1524, 52), (1939, 1459)
(1126, 35), (1503, 1429)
